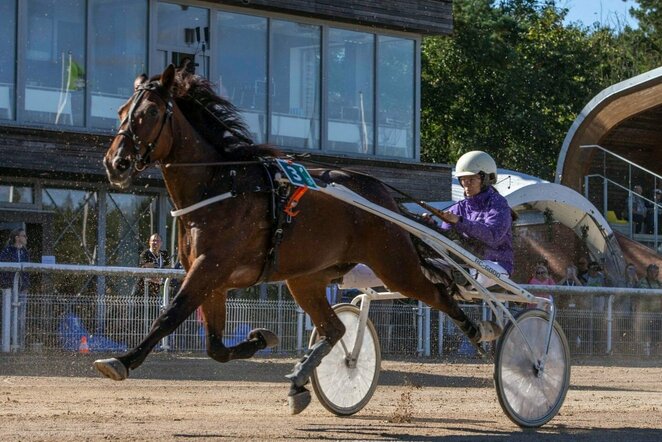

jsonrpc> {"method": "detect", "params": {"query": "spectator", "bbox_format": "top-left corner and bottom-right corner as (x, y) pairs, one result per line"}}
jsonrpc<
(585, 261), (607, 287)
(576, 256), (589, 284)
(630, 184), (646, 234)
(636, 263), (662, 356)
(529, 258), (549, 280)
(557, 264), (583, 310)
(645, 189), (662, 234)
(585, 261), (608, 312)
(615, 263), (638, 313)
(136, 233), (171, 297)
(624, 263), (639, 288)
(558, 264), (582, 287)
(528, 263), (555, 306)
(0, 227), (31, 350)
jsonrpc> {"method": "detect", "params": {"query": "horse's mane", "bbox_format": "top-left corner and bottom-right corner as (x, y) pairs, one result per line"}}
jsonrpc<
(156, 68), (280, 161)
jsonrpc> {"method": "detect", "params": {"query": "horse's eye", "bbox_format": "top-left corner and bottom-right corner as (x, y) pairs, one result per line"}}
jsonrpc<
(147, 107), (159, 118)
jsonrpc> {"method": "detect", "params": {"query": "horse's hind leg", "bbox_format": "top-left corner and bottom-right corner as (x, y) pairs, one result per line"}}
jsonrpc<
(362, 232), (485, 345)
(201, 288), (279, 363)
(284, 269), (346, 414)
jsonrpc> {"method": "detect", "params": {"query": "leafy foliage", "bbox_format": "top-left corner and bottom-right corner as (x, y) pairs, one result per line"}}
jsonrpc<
(421, 0), (659, 180)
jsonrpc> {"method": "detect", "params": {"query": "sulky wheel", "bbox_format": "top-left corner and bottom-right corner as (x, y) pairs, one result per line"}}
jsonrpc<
(494, 308), (571, 428)
(310, 303), (381, 416)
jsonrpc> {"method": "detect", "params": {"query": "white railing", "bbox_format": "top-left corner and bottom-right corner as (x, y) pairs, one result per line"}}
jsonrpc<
(2, 263), (661, 357)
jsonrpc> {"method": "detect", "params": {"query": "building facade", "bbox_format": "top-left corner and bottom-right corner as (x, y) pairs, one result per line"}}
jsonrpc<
(0, 0), (452, 296)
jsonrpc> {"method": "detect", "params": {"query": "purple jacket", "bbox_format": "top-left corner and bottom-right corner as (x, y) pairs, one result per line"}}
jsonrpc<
(441, 186), (513, 274)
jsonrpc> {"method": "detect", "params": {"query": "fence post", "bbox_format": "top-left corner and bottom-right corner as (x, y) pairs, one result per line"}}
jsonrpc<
(606, 294), (614, 355)
(416, 301), (423, 356)
(2, 288), (10, 352)
(143, 279), (150, 336)
(423, 304), (431, 357)
(438, 311), (445, 356)
(11, 272), (19, 352)
(296, 304), (304, 355)
(160, 278), (171, 352)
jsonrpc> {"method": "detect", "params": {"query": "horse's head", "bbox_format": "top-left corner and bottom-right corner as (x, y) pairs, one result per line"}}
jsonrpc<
(104, 64), (177, 189)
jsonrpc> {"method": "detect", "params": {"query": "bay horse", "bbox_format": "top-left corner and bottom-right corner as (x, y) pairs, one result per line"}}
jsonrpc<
(96, 64), (489, 413)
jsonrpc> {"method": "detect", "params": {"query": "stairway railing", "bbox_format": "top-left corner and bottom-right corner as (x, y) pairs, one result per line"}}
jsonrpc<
(581, 144), (662, 253)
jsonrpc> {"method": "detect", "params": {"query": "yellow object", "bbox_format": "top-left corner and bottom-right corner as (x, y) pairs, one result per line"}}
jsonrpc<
(606, 210), (627, 224)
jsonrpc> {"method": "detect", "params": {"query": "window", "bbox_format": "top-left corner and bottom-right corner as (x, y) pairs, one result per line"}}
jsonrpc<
(42, 188), (98, 264)
(23, 0), (85, 126)
(3, 3), (419, 159)
(89, 0), (147, 129)
(327, 29), (374, 154)
(377, 36), (415, 158)
(214, 12), (267, 143)
(0, 184), (34, 204)
(0, 0), (16, 121)
(156, 2), (209, 77)
(269, 20), (321, 149)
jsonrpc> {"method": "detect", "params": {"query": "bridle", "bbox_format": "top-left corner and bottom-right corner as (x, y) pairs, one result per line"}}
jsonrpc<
(116, 82), (174, 171)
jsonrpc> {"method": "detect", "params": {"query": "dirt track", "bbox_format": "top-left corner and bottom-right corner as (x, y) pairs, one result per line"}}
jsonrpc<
(1, 353), (661, 441)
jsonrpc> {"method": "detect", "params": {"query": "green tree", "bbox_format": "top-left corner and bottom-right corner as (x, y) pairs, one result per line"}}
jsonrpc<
(623, 0), (662, 71)
(421, 0), (651, 180)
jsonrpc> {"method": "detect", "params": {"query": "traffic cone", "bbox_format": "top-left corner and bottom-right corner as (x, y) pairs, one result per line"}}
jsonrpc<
(79, 335), (90, 354)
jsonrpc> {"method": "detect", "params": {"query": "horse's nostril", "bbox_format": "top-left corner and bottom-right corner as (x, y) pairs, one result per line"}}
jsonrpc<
(113, 157), (131, 172)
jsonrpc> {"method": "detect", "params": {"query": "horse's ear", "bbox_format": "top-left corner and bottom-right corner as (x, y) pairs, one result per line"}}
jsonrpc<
(134, 74), (147, 91)
(160, 64), (176, 90)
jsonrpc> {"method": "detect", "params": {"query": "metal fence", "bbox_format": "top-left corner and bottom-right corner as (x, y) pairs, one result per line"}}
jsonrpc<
(2, 263), (662, 358)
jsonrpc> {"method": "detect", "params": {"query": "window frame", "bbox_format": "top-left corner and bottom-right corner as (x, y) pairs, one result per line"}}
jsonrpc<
(3, 0), (421, 161)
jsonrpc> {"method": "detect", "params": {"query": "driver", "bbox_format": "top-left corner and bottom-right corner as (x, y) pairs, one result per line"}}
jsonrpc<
(431, 150), (513, 283)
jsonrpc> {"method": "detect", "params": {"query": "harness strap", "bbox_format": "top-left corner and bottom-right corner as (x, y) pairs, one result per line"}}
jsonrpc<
(170, 192), (234, 217)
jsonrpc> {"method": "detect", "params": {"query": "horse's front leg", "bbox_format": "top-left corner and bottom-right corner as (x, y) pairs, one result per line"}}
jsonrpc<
(284, 272), (346, 414)
(94, 255), (220, 380)
(201, 288), (279, 363)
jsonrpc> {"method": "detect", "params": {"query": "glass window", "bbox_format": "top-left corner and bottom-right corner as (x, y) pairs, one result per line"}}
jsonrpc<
(42, 187), (99, 264)
(23, 0), (85, 127)
(377, 36), (415, 158)
(327, 28), (374, 155)
(214, 12), (267, 143)
(0, 0), (16, 121)
(42, 187), (99, 295)
(89, 0), (147, 130)
(105, 192), (159, 267)
(0, 184), (34, 204)
(157, 2), (209, 77)
(269, 20), (320, 149)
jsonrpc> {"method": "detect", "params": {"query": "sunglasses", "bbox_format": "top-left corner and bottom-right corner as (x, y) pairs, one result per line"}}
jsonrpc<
(536, 270), (547, 275)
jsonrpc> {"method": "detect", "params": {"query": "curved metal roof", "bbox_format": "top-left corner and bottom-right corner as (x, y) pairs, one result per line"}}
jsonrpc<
(554, 66), (662, 190)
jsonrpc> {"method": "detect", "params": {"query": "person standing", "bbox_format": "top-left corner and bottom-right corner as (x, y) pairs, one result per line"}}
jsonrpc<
(0, 228), (31, 350)
(630, 184), (646, 234)
(137, 233), (171, 297)
(645, 189), (662, 234)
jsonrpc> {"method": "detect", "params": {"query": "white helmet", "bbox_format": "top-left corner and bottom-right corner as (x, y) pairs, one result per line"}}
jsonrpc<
(455, 150), (497, 185)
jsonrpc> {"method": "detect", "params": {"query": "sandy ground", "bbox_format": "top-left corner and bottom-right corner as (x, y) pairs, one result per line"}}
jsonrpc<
(1, 353), (661, 441)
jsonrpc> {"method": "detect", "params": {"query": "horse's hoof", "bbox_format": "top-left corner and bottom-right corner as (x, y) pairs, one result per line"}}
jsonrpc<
(477, 320), (502, 342)
(94, 358), (128, 381)
(249, 328), (279, 349)
(288, 386), (311, 415)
